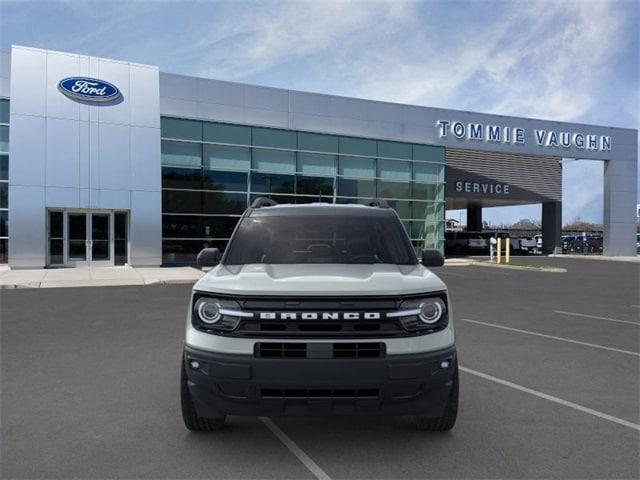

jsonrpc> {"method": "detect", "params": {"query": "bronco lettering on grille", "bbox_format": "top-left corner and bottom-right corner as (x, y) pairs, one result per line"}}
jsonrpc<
(258, 312), (382, 320)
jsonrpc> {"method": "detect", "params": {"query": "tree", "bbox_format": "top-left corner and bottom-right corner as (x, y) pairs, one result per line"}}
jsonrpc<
(563, 216), (602, 232)
(509, 218), (540, 230)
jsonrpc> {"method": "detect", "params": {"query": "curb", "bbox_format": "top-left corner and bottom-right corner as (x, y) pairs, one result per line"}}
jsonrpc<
(470, 261), (567, 273)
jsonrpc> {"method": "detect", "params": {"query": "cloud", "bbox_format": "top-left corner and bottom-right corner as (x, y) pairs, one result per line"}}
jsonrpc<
(1, 0), (636, 222)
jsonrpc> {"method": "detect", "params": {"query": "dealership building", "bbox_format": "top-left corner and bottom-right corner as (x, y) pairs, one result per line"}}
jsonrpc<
(0, 45), (637, 268)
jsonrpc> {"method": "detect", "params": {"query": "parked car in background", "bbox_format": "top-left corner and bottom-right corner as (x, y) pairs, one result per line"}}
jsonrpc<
(518, 237), (537, 254)
(445, 231), (487, 255)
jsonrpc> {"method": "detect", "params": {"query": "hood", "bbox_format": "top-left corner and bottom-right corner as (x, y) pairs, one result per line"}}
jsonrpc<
(193, 263), (447, 297)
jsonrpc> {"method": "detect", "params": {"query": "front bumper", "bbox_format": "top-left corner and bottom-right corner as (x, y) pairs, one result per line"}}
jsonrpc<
(183, 345), (456, 417)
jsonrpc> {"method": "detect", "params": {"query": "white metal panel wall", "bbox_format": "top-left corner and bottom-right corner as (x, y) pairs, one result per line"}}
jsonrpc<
(8, 46), (161, 267)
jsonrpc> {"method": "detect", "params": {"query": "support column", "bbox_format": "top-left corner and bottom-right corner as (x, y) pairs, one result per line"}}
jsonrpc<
(542, 201), (562, 254)
(467, 205), (482, 232)
(603, 155), (637, 256)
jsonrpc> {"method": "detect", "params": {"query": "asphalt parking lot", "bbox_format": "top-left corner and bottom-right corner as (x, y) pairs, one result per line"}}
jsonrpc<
(1, 257), (639, 479)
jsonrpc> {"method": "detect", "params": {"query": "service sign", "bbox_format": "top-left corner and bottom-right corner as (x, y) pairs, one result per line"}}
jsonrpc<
(58, 77), (121, 102)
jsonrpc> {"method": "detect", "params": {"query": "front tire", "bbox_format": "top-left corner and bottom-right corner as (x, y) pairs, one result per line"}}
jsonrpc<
(181, 362), (226, 431)
(415, 362), (459, 432)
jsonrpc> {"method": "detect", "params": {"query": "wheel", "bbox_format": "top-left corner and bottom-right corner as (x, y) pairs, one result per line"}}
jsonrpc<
(181, 361), (226, 431)
(415, 362), (459, 432)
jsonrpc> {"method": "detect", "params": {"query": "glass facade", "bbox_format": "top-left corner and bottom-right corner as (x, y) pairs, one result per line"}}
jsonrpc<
(0, 99), (8, 263)
(160, 117), (445, 265)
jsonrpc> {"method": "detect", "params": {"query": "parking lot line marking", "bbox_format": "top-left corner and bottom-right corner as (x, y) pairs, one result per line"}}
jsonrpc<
(458, 365), (640, 431)
(459, 366), (640, 432)
(259, 417), (331, 480)
(460, 318), (640, 357)
(554, 310), (640, 325)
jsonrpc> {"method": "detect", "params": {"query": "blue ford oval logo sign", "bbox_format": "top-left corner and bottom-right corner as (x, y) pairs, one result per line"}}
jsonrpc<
(58, 77), (121, 102)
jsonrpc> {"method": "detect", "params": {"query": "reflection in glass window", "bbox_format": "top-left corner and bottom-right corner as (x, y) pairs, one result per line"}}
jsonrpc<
(159, 116), (447, 262)
(251, 172), (295, 194)
(337, 178), (375, 198)
(378, 141), (411, 160)
(161, 117), (202, 141)
(0, 100), (9, 124)
(252, 127), (296, 149)
(161, 141), (201, 167)
(296, 176), (333, 196)
(0, 182), (7, 208)
(252, 149), (296, 174)
(203, 145), (250, 171)
(413, 163), (443, 183)
(339, 137), (376, 157)
(413, 183), (443, 201)
(0, 126), (8, 154)
(250, 194), (299, 205)
(385, 200), (411, 219)
(413, 144), (445, 163)
(298, 132), (339, 153)
(0, 210), (7, 237)
(377, 180), (411, 200)
(202, 170), (247, 192)
(338, 156), (375, 179)
(162, 190), (202, 214)
(162, 167), (201, 190)
(162, 239), (228, 265)
(297, 153), (336, 176)
(203, 122), (251, 145)
(202, 192), (247, 214)
(378, 160), (411, 181)
(0, 155), (7, 181)
(162, 215), (239, 239)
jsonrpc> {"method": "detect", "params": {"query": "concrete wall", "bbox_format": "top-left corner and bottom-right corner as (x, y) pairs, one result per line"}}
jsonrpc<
(8, 46), (161, 267)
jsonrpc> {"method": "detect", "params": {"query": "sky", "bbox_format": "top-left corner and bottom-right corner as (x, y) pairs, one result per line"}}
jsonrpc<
(1, 0), (638, 226)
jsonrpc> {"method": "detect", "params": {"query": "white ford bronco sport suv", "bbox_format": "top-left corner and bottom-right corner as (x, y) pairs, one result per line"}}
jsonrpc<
(181, 198), (458, 431)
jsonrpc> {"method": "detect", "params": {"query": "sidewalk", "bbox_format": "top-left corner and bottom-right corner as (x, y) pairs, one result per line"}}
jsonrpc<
(0, 266), (204, 289)
(549, 254), (640, 263)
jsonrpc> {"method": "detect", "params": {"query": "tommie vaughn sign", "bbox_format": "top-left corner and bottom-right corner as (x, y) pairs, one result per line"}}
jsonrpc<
(436, 120), (612, 152)
(58, 77), (121, 102)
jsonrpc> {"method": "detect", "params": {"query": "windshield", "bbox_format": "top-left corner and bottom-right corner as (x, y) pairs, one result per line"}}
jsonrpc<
(223, 214), (417, 265)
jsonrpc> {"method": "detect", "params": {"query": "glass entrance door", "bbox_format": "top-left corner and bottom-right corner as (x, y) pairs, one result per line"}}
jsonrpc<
(90, 213), (111, 265)
(67, 213), (88, 266)
(49, 210), (129, 267)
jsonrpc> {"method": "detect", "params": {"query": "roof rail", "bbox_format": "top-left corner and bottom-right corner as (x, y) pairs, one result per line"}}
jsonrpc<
(250, 197), (278, 208)
(365, 198), (390, 208)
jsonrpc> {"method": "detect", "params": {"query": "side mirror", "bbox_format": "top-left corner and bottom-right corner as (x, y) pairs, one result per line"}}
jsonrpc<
(421, 249), (445, 267)
(196, 248), (221, 268)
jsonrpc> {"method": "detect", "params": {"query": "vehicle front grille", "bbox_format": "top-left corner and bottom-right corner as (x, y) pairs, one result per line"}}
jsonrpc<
(260, 388), (380, 399)
(234, 296), (406, 338)
(255, 342), (385, 359)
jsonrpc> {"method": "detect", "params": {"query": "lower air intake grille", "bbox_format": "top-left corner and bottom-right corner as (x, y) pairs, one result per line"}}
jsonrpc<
(333, 343), (384, 358)
(256, 343), (307, 358)
(255, 342), (385, 358)
(261, 388), (380, 399)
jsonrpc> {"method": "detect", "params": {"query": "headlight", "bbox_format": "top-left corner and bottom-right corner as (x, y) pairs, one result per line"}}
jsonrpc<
(192, 294), (251, 332)
(391, 295), (448, 332)
(418, 298), (445, 324)
(195, 298), (221, 324)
